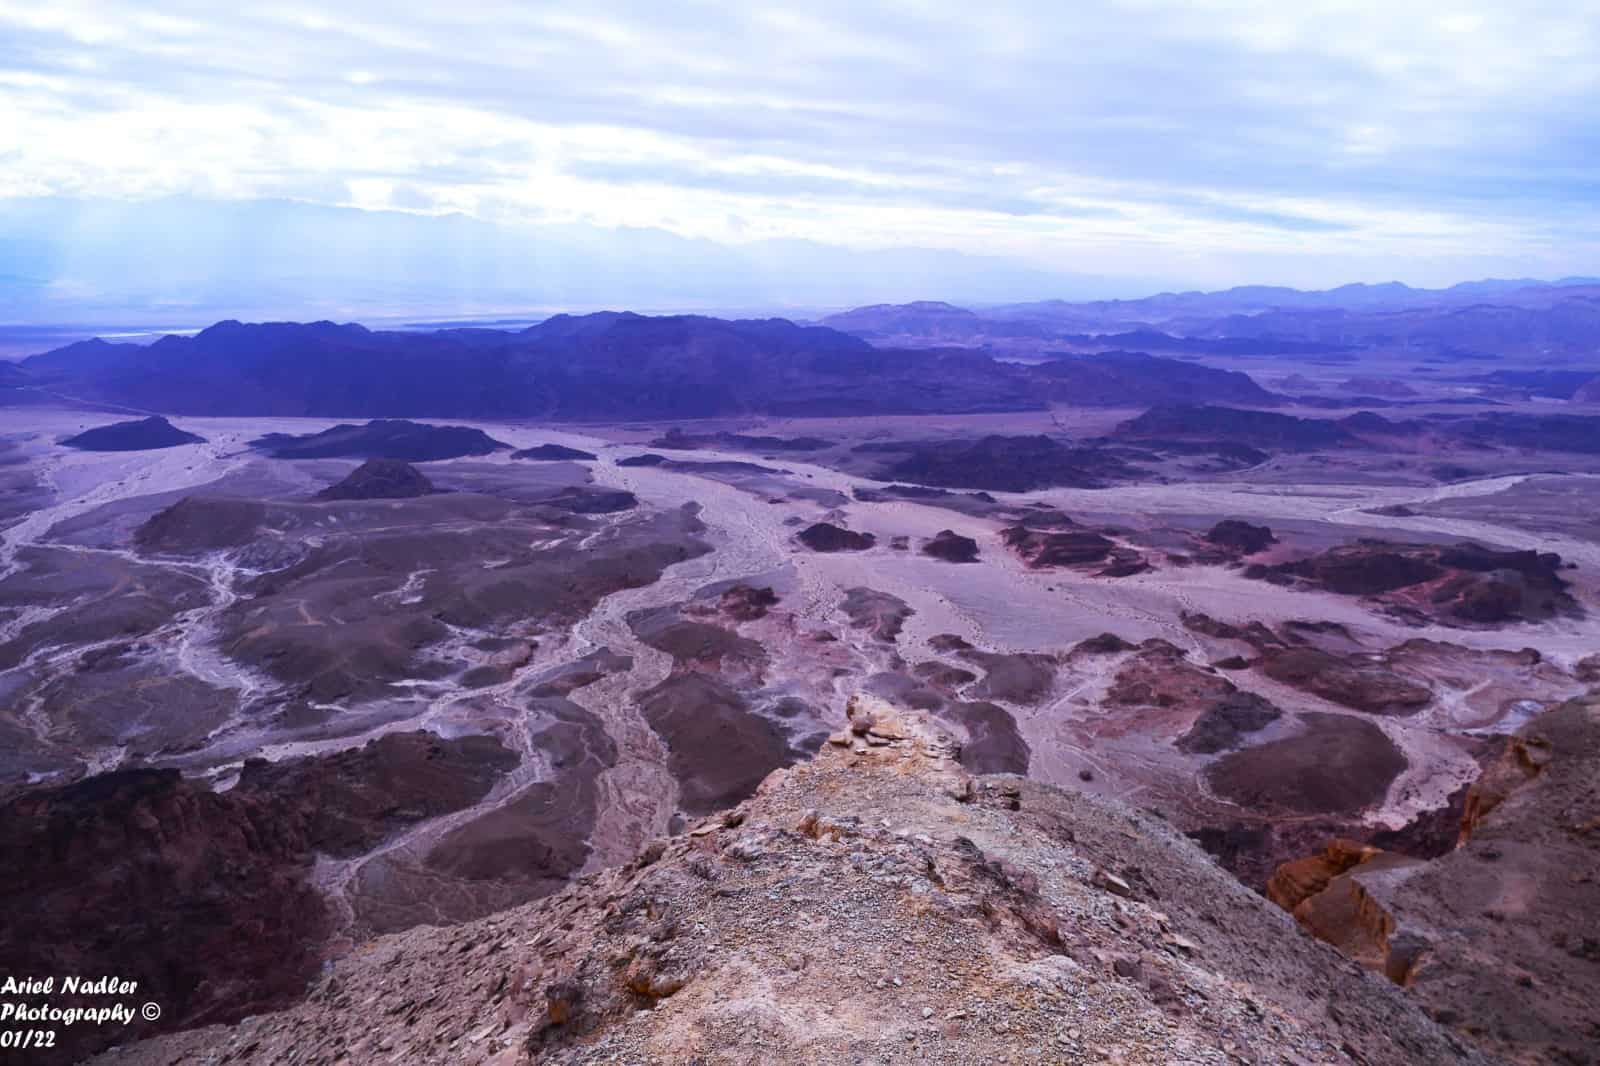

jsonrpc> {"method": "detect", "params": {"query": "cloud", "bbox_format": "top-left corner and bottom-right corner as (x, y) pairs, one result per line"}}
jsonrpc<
(0, 0), (1597, 291)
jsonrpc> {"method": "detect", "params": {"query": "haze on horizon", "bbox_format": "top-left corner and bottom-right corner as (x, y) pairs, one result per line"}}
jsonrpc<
(2, 0), (1599, 322)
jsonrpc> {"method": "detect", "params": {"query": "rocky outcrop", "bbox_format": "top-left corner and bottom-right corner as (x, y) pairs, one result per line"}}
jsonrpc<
(1206, 712), (1407, 815)
(1117, 404), (1357, 450)
(251, 419), (510, 460)
(314, 458), (435, 500)
(511, 443), (598, 461)
(921, 528), (980, 562)
(87, 698), (1487, 1066)
(1099, 639), (1282, 754)
(797, 521), (875, 552)
(714, 583), (779, 621)
(1175, 691), (1283, 754)
(1457, 722), (1556, 843)
(881, 434), (1138, 490)
(1250, 539), (1577, 626)
(649, 428), (833, 452)
(1267, 838), (1384, 911)
(59, 415), (206, 451)
(1259, 647), (1433, 714)
(1000, 524), (1147, 575)
(840, 586), (913, 642)
(1204, 518), (1277, 555)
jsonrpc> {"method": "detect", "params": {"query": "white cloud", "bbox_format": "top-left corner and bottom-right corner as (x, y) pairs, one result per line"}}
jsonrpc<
(0, 0), (1597, 288)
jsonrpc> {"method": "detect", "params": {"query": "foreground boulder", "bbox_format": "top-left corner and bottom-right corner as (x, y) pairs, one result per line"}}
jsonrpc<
(86, 699), (1487, 1066)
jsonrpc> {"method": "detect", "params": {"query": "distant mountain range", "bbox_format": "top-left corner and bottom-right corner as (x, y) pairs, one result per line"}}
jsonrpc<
(820, 281), (1600, 362)
(15, 314), (1277, 419)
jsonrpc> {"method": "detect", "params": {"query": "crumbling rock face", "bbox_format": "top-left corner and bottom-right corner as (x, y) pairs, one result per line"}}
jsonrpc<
(89, 697), (1488, 1066)
(1458, 718), (1557, 843)
(1267, 838), (1385, 912)
(1267, 694), (1600, 1065)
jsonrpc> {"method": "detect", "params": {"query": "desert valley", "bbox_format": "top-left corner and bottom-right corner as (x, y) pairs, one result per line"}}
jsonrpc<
(0, 282), (1597, 1065)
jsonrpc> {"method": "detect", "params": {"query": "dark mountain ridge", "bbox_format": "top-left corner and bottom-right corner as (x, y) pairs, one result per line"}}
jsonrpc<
(24, 314), (1279, 419)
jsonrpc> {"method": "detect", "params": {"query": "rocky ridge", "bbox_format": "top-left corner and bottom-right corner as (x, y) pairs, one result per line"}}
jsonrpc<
(90, 697), (1485, 1066)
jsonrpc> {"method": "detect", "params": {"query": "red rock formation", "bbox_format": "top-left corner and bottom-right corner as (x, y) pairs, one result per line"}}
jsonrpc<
(1458, 729), (1554, 842)
(1249, 539), (1576, 625)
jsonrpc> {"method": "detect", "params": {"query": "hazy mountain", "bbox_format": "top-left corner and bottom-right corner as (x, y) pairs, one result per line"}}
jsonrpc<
(991, 277), (1600, 326)
(0, 197), (1146, 328)
(822, 284), (1600, 362)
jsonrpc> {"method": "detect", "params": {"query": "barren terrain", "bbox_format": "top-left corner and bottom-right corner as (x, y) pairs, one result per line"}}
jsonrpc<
(3, 396), (1597, 1063)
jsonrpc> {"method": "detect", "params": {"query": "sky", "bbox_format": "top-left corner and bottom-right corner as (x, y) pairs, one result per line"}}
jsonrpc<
(2, 0), (1599, 316)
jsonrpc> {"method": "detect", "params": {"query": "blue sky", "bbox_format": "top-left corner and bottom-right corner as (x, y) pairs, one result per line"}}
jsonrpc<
(2, 0), (1598, 310)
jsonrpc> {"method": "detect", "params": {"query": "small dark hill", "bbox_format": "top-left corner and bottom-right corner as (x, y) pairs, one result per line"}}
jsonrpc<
(511, 443), (598, 461)
(798, 523), (876, 552)
(315, 459), (435, 501)
(1205, 519), (1277, 555)
(1025, 352), (1279, 407)
(251, 419), (510, 461)
(1118, 405), (1356, 450)
(649, 429), (834, 452)
(60, 416), (205, 452)
(922, 529), (980, 563)
(884, 435), (1137, 491)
